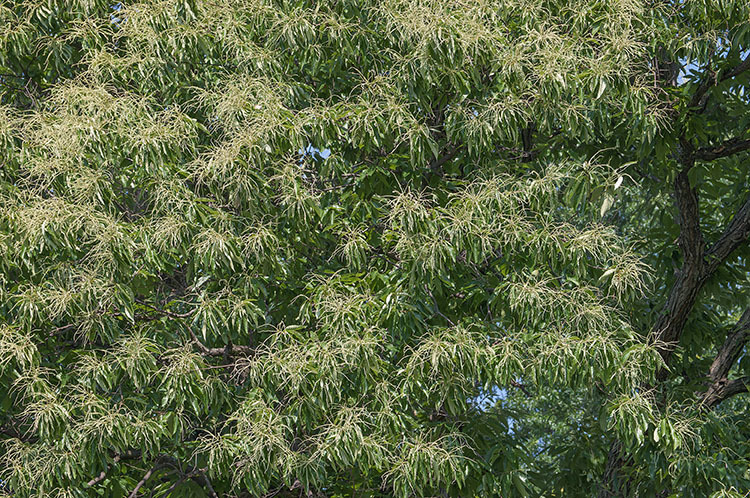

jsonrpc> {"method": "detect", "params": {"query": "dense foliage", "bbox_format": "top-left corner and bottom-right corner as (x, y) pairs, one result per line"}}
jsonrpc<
(0, 1), (748, 497)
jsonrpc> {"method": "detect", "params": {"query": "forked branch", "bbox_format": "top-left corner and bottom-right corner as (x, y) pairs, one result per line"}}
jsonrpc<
(654, 176), (750, 372)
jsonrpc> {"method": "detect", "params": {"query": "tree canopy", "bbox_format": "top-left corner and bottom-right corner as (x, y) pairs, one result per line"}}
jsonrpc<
(0, 1), (748, 497)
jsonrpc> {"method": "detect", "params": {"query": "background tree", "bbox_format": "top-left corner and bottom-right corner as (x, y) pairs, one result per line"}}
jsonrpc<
(0, 1), (747, 497)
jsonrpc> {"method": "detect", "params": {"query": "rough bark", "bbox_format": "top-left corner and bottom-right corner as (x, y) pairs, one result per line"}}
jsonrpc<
(653, 167), (706, 374)
(702, 377), (750, 408)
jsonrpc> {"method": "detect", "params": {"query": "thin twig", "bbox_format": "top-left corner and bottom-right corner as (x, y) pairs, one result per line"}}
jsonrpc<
(510, 379), (533, 398)
(135, 299), (194, 318)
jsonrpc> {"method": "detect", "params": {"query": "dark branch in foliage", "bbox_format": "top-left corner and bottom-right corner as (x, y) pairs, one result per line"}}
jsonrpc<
(86, 450), (142, 487)
(428, 143), (462, 172)
(687, 70), (717, 112)
(135, 298), (194, 319)
(128, 462), (163, 498)
(188, 328), (255, 357)
(652, 167), (705, 371)
(131, 299), (254, 357)
(653, 184), (750, 374)
(87, 452), (218, 498)
(704, 193), (750, 276)
(424, 284), (455, 326)
(674, 168), (704, 267)
(510, 379), (532, 398)
(598, 440), (628, 498)
(520, 122), (536, 163)
(719, 53), (750, 83)
(688, 53), (750, 113)
(695, 136), (750, 162)
(701, 376), (750, 408)
(652, 132), (750, 372)
(158, 457), (219, 498)
(162, 466), (215, 497)
(701, 308), (750, 407)
(0, 419), (38, 444)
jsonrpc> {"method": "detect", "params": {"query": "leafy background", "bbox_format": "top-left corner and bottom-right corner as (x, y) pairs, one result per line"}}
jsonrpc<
(0, 1), (748, 497)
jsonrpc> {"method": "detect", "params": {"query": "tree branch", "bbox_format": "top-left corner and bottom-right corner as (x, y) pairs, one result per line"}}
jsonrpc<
(654, 173), (750, 374)
(687, 70), (717, 112)
(93, 453), (219, 498)
(510, 379), (532, 398)
(424, 284), (455, 326)
(158, 457), (218, 498)
(695, 136), (750, 162)
(674, 168), (704, 266)
(701, 376), (750, 408)
(162, 473), (191, 497)
(159, 466), (216, 498)
(598, 440), (628, 497)
(87, 459), (118, 488)
(128, 463), (162, 498)
(134, 300), (254, 358)
(198, 469), (219, 498)
(0, 417), (37, 443)
(86, 450), (142, 487)
(701, 308), (750, 405)
(719, 53), (750, 83)
(520, 122), (536, 163)
(688, 53), (750, 113)
(428, 143), (462, 171)
(653, 169), (706, 371)
(704, 192), (750, 276)
(188, 329), (254, 357)
(135, 299), (194, 319)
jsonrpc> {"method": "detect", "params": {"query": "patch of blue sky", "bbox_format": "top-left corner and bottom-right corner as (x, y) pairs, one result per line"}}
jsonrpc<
(299, 144), (331, 161)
